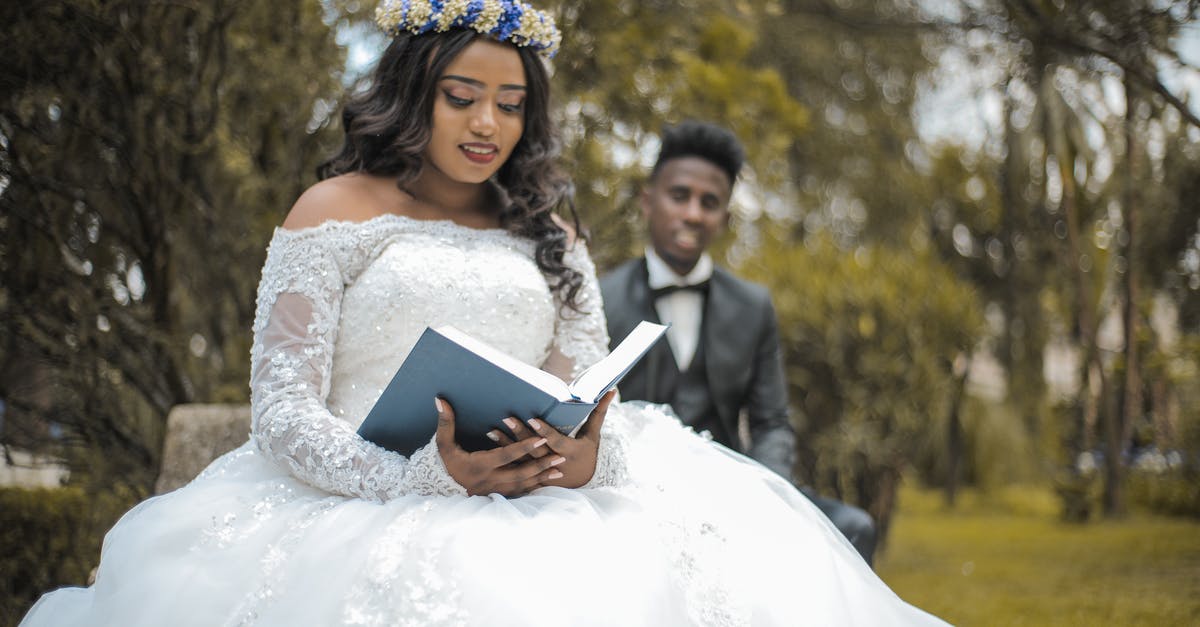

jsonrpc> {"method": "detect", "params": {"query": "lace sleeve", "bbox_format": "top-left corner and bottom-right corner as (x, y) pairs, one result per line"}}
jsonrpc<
(249, 225), (465, 501)
(541, 241), (631, 488)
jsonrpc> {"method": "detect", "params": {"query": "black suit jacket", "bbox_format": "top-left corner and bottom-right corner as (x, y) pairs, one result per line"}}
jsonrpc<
(600, 258), (796, 478)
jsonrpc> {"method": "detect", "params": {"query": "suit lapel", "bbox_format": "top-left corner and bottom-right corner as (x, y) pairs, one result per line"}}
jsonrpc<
(629, 258), (660, 325)
(629, 258), (673, 401)
(702, 269), (742, 420)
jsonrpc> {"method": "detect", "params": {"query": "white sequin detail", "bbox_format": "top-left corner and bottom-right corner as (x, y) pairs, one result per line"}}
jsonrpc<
(248, 215), (628, 502)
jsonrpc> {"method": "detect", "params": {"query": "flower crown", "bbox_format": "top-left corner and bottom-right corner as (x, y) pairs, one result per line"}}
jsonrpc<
(375, 0), (562, 59)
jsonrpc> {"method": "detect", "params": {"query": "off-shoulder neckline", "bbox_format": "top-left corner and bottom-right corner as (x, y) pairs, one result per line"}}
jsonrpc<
(273, 212), (510, 238)
(269, 212), (592, 259)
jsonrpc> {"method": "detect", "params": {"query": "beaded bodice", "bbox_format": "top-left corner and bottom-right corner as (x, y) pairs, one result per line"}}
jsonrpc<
(325, 222), (559, 429)
(246, 214), (623, 501)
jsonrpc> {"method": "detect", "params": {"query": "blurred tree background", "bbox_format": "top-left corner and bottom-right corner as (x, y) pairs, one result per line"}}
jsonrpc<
(0, 2), (351, 622)
(2, 0), (1199, 623)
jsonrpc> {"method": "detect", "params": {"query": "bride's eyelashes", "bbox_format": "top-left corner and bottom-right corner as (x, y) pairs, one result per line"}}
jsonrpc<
(443, 91), (472, 107)
(440, 89), (525, 114)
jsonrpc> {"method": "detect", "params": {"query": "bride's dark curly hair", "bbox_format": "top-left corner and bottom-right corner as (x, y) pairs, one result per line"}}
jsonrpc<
(317, 29), (584, 309)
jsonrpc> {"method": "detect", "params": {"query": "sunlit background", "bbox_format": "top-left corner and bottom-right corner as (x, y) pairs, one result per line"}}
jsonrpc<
(2, 1), (1199, 625)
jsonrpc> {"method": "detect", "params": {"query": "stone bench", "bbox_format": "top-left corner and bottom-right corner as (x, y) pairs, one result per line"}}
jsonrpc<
(154, 404), (251, 494)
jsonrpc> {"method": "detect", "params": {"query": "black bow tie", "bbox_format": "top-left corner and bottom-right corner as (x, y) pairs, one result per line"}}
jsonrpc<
(651, 280), (710, 299)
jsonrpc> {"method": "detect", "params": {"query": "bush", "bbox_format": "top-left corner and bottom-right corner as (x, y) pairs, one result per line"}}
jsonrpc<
(1128, 346), (1200, 519)
(0, 486), (137, 627)
(914, 396), (1045, 493)
(1052, 470), (1101, 523)
(742, 236), (984, 538)
(1129, 468), (1200, 519)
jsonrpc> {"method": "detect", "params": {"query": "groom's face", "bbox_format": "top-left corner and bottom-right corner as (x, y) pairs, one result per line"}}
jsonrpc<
(642, 156), (732, 276)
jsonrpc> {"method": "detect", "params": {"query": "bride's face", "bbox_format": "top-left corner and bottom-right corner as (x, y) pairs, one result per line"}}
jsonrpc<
(424, 38), (527, 185)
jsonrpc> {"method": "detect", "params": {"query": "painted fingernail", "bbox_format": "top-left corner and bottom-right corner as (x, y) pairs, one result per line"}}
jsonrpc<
(503, 418), (518, 429)
(434, 397), (444, 413)
(548, 470), (563, 480)
(528, 418), (543, 431)
(550, 456), (566, 467)
(486, 430), (501, 442)
(533, 438), (547, 448)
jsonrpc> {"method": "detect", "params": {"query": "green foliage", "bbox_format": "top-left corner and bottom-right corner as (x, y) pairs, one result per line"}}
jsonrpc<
(1128, 378), (1200, 518)
(1129, 470), (1200, 519)
(742, 236), (984, 536)
(924, 146), (1056, 365)
(753, 0), (940, 244)
(553, 1), (809, 269)
(0, 486), (139, 627)
(916, 396), (1046, 491)
(672, 14), (809, 174)
(0, 0), (347, 489)
(918, 0), (1200, 517)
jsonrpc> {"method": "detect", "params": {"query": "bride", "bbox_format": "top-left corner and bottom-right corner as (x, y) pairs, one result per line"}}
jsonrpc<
(22, 1), (946, 625)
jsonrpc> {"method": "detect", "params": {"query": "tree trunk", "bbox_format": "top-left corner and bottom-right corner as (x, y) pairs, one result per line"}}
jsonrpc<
(1106, 77), (1142, 516)
(1047, 80), (1100, 469)
(944, 354), (971, 507)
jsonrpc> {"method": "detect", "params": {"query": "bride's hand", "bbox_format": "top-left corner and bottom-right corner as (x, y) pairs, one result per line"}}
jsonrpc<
(523, 390), (616, 489)
(434, 397), (566, 497)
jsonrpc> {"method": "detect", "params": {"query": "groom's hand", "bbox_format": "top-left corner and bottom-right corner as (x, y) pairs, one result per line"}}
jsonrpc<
(434, 397), (565, 497)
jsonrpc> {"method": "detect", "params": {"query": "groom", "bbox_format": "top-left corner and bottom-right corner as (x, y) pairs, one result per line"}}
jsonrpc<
(600, 120), (877, 565)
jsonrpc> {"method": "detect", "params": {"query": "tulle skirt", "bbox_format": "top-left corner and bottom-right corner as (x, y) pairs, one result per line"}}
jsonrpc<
(21, 403), (945, 626)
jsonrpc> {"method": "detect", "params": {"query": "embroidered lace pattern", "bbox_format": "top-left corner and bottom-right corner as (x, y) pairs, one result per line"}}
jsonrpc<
(248, 215), (629, 502)
(661, 515), (747, 627)
(548, 243), (610, 379)
(226, 497), (342, 626)
(340, 502), (469, 626)
(549, 241), (630, 489)
(582, 405), (632, 488)
(250, 218), (467, 501)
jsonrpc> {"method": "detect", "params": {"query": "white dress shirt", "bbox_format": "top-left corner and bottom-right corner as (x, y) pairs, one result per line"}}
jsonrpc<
(645, 248), (713, 372)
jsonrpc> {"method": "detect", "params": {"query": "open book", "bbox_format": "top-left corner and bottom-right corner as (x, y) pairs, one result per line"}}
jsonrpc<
(356, 321), (667, 456)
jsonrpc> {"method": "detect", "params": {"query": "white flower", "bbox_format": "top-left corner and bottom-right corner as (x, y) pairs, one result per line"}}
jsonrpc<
(475, 0), (504, 34)
(437, 0), (471, 32)
(404, 0), (435, 34)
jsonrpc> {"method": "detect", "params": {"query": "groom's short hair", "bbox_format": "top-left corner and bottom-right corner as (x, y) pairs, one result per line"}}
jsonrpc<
(650, 120), (745, 187)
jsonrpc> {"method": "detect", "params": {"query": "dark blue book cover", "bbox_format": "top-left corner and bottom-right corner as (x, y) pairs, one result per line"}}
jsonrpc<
(356, 322), (665, 457)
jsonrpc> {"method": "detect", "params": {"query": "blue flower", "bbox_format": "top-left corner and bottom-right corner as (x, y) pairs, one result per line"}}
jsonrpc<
(493, 1), (524, 40)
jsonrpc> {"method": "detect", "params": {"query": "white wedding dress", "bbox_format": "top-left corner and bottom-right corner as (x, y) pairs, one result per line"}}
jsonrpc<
(21, 215), (945, 626)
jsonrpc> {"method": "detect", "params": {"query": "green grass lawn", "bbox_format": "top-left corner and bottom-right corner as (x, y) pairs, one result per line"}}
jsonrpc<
(876, 486), (1200, 626)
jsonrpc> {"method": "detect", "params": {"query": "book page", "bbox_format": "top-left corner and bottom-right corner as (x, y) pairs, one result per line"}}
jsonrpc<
(570, 321), (668, 402)
(435, 326), (574, 400)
